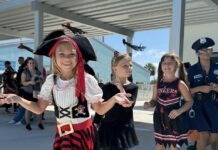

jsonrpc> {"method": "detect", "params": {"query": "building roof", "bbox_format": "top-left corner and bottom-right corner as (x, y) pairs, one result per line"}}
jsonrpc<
(0, 0), (218, 40)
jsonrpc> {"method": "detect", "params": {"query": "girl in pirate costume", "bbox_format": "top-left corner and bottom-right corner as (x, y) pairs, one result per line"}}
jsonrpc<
(0, 31), (133, 150)
(144, 53), (193, 150)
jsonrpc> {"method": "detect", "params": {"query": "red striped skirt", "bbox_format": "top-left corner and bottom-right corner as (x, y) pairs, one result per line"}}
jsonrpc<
(53, 119), (95, 150)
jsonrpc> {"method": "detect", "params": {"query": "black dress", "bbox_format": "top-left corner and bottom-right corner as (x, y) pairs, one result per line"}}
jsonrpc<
(154, 78), (188, 148)
(94, 82), (139, 150)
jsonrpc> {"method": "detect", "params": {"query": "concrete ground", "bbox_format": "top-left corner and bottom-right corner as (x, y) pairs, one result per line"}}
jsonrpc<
(0, 101), (212, 150)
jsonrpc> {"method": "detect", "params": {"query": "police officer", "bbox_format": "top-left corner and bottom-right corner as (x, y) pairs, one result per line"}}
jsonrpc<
(188, 37), (218, 150)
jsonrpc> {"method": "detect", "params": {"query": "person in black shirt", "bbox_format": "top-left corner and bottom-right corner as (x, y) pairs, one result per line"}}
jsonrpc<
(2, 61), (17, 113)
(16, 57), (25, 96)
(7, 57), (26, 124)
(94, 53), (138, 150)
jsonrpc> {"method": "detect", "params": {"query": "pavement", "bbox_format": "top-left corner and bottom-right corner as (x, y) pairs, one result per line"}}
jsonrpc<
(0, 101), (212, 150)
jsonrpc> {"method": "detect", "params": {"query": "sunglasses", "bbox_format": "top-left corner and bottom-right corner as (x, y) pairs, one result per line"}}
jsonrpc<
(198, 48), (212, 55)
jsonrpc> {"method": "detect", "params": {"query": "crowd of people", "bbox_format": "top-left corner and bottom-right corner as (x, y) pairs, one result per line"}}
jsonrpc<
(0, 56), (45, 130)
(0, 30), (218, 150)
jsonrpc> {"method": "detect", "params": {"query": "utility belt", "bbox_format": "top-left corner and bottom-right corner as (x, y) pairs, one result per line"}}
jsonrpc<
(194, 92), (218, 101)
(56, 118), (92, 137)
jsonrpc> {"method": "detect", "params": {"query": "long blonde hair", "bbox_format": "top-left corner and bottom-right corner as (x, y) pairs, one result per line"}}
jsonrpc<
(48, 36), (86, 100)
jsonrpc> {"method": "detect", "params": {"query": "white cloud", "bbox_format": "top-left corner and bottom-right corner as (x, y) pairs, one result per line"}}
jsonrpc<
(132, 51), (144, 57)
(132, 49), (168, 79)
(132, 48), (167, 67)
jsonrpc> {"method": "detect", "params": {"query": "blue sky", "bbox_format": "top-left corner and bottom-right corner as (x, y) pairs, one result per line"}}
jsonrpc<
(0, 28), (169, 70)
(103, 28), (170, 68)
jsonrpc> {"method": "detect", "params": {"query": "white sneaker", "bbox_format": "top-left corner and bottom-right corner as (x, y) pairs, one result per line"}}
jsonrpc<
(14, 121), (21, 126)
(176, 144), (181, 149)
(8, 120), (15, 124)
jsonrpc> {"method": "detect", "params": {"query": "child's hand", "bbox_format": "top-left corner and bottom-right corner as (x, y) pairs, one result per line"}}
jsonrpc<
(168, 109), (180, 119)
(29, 80), (36, 85)
(144, 102), (151, 109)
(114, 93), (133, 107)
(0, 94), (20, 104)
(210, 83), (218, 92)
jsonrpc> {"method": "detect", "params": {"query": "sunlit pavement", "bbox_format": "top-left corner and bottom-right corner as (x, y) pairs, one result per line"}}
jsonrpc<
(0, 101), (211, 150)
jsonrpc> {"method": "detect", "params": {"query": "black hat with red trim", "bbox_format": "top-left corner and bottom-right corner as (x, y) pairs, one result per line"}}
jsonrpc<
(34, 30), (96, 62)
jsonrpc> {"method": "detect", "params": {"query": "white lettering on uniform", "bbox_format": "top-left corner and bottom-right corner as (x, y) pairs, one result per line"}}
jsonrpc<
(213, 70), (218, 75)
(194, 74), (203, 79)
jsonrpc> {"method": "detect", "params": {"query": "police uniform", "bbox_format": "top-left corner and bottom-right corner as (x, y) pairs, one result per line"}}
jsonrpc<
(188, 37), (218, 133)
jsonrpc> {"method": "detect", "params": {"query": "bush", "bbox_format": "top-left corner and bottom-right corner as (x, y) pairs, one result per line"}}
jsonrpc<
(150, 79), (157, 84)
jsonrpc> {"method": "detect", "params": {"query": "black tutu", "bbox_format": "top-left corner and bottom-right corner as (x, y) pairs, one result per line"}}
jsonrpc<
(98, 122), (139, 149)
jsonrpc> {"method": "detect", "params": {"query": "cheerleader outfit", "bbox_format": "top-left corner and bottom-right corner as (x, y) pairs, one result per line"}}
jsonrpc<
(94, 82), (139, 150)
(153, 78), (188, 148)
(39, 73), (103, 150)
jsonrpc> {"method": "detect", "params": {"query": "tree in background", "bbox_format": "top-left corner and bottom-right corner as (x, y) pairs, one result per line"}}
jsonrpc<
(144, 63), (156, 84)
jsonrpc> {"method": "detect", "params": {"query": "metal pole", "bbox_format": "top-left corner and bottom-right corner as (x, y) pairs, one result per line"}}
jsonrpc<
(169, 0), (185, 60)
(33, 9), (43, 72)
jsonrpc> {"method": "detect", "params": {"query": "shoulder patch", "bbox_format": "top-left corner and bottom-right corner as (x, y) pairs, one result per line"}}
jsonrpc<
(194, 74), (203, 79)
(213, 70), (218, 75)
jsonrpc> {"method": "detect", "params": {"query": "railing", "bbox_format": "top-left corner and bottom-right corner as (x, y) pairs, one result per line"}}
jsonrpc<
(0, 75), (3, 88)
(136, 84), (153, 102)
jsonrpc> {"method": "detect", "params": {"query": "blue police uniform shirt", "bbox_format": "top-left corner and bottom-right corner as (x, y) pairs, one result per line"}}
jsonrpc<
(187, 61), (218, 132)
(188, 62), (218, 89)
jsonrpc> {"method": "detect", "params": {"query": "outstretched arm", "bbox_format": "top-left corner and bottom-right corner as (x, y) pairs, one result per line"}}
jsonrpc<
(0, 94), (49, 114)
(144, 84), (157, 109)
(91, 93), (132, 115)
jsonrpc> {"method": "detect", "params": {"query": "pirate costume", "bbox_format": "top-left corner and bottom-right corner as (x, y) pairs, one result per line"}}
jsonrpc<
(35, 30), (101, 150)
(188, 37), (218, 133)
(40, 73), (102, 150)
(154, 78), (188, 148)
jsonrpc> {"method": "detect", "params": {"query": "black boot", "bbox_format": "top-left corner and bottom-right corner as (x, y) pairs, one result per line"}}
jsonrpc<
(38, 123), (44, 130)
(187, 142), (197, 150)
(5, 108), (10, 113)
(26, 124), (32, 131)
